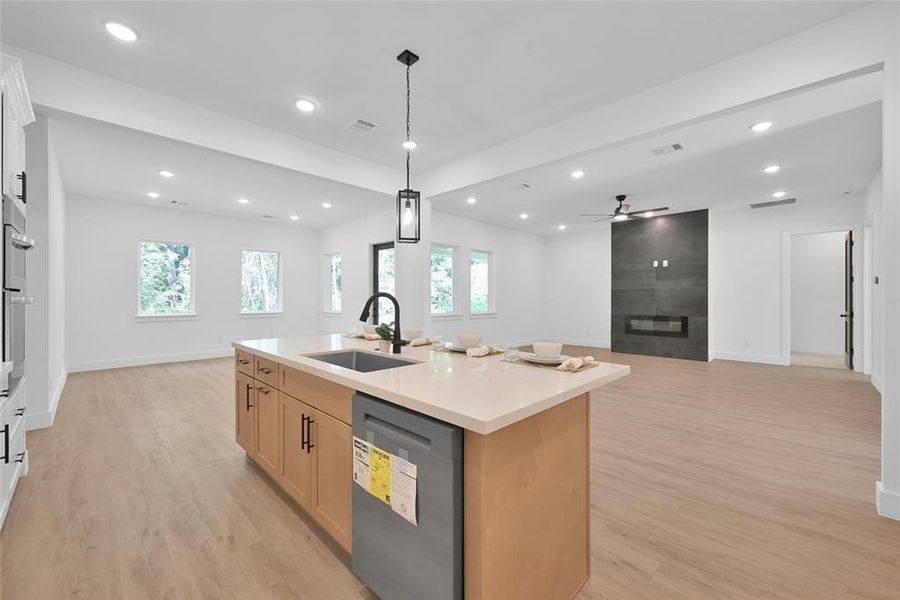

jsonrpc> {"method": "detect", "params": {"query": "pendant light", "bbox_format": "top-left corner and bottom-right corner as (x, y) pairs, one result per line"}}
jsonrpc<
(396, 49), (421, 244)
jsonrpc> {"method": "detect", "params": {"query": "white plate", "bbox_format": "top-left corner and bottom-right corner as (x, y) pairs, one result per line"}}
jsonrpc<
(520, 352), (571, 365)
(445, 343), (473, 353)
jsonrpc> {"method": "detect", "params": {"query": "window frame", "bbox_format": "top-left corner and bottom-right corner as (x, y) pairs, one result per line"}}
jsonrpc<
(372, 241), (396, 325)
(324, 252), (343, 314)
(136, 238), (197, 320)
(469, 248), (496, 315)
(430, 243), (460, 317)
(239, 248), (284, 316)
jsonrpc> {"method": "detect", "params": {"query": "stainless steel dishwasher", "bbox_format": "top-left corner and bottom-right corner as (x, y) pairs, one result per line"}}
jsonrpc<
(351, 392), (463, 600)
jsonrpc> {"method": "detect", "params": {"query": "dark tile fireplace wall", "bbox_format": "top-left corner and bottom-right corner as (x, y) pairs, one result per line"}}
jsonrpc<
(611, 209), (708, 361)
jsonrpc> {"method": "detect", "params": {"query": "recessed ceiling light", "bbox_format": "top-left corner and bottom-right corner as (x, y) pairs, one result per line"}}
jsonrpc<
(322, 202), (332, 208)
(750, 121), (773, 133)
(763, 165), (781, 174)
(104, 21), (138, 42)
(237, 198), (249, 204)
(290, 214), (300, 221)
(557, 224), (567, 230)
(295, 98), (317, 113)
(519, 213), (529, 220)
(146, 192), (160, 199)
(402, 140), (417, 151)
(466, 197), (477, 204)
(570, 169), (584, 179)
(158, 170), (174, 178)
(772, 190), (786, 198)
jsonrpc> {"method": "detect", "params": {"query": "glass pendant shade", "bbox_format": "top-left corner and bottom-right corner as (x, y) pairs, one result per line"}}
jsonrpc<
(396, 189), (421, 243)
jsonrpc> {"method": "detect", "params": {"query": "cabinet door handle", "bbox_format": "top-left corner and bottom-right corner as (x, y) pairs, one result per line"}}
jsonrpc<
(1, 424), (8, 464)
(245, 383), (253, 411)
(14, 407), (24, 417)
(258, 367), (273, 375)
(305, 416), (314, 454)
(238, 359), (250, 365)
(256, 386), (270, 395)
(300, 414), (307, 450)
(15, 451), (24, 463)
(17, 171), (26, 204)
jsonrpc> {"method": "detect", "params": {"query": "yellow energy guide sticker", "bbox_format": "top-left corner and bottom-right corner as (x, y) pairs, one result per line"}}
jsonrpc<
(368, 445), (393, 505)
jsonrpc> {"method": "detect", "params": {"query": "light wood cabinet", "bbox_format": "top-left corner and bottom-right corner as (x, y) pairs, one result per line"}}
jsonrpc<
(309, 406), (352, 552)
(237, 352), (353, 554)
(278, 392), (312, 508)
(254, 382), (279, 477)
(235, 372), (255, 455)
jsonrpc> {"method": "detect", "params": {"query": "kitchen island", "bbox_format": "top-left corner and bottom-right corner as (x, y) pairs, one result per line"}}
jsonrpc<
(232, 334), (629, 600)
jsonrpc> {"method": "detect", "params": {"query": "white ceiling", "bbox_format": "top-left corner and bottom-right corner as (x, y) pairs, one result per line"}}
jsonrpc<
(48, 113), (392, 228)
(431, 73), (883, 235)
(1, 1), (866, 172)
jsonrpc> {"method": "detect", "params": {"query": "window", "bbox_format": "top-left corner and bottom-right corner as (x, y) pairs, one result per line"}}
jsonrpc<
(138, 240), (194, 316)
(430, 245), (455, 314)
(470, 250), (492, 313)
(328, 253), (343, 312)
(373, 242), (395, 325)
(241, 249), (281, 313)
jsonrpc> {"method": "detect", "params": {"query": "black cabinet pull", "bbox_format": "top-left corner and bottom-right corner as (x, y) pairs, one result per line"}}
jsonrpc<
(15, 451), (24, 463)
(17, 171), (26, 204)
(245, 383), (252, 411)
(300, 414), (307, 450)
(258, 367), (273, 375)
(238, 359), (250, 365)
(15, 407), (24, 417)
(256, 386), (270, 395)
(305, 415), (314, 454)
(1, 424), (8, 464)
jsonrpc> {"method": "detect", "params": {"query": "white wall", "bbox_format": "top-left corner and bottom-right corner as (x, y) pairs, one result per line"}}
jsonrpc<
(66, 195), (320, 371)
(864, 170), (884, 389)
(711, 196), (864, 365)
(541, 227), (611, 347)
(790, 231), (847, 355)
(317, 208), (543, 346)
(429, 211), (543, 345)
(24, 115), (67, 429)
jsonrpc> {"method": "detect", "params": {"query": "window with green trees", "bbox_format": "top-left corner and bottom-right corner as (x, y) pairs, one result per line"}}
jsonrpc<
(430, 245), (454, 314)
(138, 241), (194, 316)
(329, 253), (343, 312)
(470, 250), (492, 313)
(241, 249), (282, 313)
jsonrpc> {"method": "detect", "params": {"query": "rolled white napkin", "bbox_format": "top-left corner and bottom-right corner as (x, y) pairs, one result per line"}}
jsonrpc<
(363, 333), (382, 341)
(466, 345), (498, 358)
(408, 337), (432, 347)
(557, 355), (596, 372)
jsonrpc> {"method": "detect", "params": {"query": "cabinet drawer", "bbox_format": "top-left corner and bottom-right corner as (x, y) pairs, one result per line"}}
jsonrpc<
(254, 355), (280, 387)
(235, 349), (254, 376)
(281, 366), (352, 425)
(1, 384), (26, 439)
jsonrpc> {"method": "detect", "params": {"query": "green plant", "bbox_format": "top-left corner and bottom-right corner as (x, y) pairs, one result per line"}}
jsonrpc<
(376, 322), (394, 341)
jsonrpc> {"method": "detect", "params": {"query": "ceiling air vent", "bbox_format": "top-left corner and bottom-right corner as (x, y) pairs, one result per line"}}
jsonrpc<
(169, 200), (188, 206)
(750, 197), (797, 209)
(346, 119), (377, 133)
(650, 143), (685, 156)
(512, 183), (532, 191)
(261, 214), (275, 219)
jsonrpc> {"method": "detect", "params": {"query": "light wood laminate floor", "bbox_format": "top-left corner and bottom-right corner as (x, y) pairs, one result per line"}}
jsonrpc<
(2, 350), (897, 599)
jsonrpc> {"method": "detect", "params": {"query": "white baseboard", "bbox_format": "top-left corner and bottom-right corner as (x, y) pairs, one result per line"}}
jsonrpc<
(876, 481), (900, 521)
(871, 374), (883, 394)
(711, 351), (790, 366)
(26, 367), (68, 431)
(67, 348), (234, 373)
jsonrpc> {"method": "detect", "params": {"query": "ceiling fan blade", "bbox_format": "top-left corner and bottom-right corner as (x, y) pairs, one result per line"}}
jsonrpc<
(591, 217), (614, 223)
(579, 213), (614, 217)
(630, 206), (669, 214)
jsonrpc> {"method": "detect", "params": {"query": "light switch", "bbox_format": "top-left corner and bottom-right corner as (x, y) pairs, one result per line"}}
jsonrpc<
(662, 259), (669, 267)
(653, 260), (659, 268)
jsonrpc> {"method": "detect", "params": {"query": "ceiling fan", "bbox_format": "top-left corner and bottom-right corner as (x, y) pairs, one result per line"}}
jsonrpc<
(580, 194), (669, 223)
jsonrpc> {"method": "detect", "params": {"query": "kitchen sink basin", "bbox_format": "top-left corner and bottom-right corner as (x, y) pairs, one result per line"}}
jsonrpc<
(306, 350), (418, 373)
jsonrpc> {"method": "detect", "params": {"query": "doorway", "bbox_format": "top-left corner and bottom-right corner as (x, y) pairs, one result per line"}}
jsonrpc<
(789, 230), (853, 369)
(372, 242), (395, 325)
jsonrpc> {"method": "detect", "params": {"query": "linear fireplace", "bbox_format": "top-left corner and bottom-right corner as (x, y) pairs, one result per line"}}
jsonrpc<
(625, 315), (689, 338)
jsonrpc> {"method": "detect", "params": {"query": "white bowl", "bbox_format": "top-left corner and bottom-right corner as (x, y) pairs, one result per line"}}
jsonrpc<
(532, 342), (563, 359)
(457, 333), (483, 348)
(403, 329), (423, 340)
(363, 324), (377, 335)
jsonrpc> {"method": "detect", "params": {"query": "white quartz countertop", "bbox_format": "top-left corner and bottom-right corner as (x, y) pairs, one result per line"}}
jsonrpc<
(233, 335), (630, 435)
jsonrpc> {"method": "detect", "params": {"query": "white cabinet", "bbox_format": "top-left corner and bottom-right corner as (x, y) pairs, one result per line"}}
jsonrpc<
(0, 53), (34, 531)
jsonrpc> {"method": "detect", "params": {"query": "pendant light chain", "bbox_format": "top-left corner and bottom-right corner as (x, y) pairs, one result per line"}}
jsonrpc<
(406, 63), (411, 190)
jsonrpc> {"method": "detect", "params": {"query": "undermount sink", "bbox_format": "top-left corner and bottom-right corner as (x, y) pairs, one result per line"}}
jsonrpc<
(306, 350), (418, 373)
